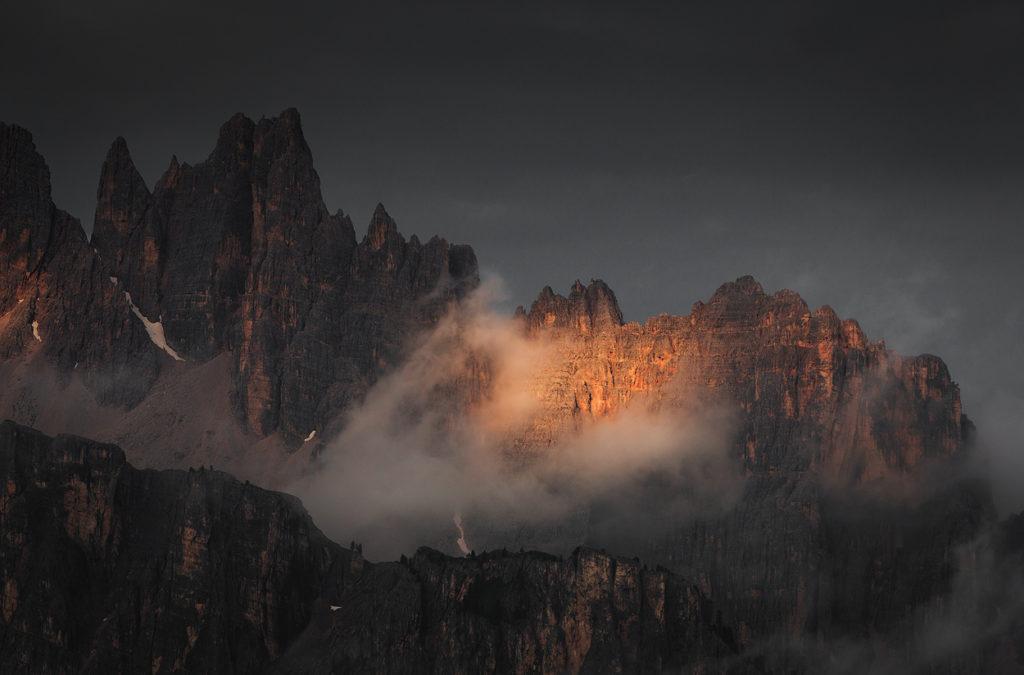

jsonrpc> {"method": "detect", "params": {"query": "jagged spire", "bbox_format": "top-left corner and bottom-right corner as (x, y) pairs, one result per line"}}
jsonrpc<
(710, 275), (765, 303)
(92, 136), (152, 257)
(211, 112), (255, 164)
(366, 203), (399, 250)
(526, 279), (623, 332)
(0, 122), (60, 274)
(583, 279), (623, 328)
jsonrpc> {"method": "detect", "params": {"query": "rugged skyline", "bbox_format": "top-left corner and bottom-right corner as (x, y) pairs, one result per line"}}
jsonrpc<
(4, 5), (1024, 670)
(4, 1), (1023, 510)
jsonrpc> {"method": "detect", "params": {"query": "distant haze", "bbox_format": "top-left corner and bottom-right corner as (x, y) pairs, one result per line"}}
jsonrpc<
(4, 0), (1022, 510)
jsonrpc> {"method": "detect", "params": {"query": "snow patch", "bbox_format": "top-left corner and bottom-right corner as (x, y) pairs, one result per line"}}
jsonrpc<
(304, 430), (317, 443)
(124, 291), (184, 361)
(453, 513), (471, 555)
(31, 320), (41, 342)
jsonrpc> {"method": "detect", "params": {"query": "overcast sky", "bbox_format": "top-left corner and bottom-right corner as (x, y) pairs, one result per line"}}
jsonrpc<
(4, 0), (1023, 509)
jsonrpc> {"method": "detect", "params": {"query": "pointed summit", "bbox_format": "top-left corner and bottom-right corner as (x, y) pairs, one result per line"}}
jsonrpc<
(0, 122), (53, 215)
(253, 108), (313, 162)
(711, 275), (765, 302)
(526, 279), (623, 333)
(105, 136), (132, 163)
(0, 122), (59, 282)
(278, 107), (302, 128)
(93, 137), (152, 259)
(97, 136), (146, 195)
(366, 203), (399, 250)
(583, 279), (624, 328)
(212, 112), (255, 164)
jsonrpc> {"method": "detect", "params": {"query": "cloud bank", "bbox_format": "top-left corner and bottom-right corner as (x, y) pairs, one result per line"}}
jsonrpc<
(292, 278), (741, 560)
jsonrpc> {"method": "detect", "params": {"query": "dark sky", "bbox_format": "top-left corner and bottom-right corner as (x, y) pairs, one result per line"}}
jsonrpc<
(4, 0), (1023, 509)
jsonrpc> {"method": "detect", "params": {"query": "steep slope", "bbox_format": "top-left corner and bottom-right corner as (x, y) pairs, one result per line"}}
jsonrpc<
(0, 421), (733, 674)
(514, 276), (968, 477)
(0, 112), (479, 478)
(0, 111), (1004, 669)
(90, 109), (478, 441)
(465, 277), (994, 651)
(273, 546), (735, 674)
(0, 123), (161, 407)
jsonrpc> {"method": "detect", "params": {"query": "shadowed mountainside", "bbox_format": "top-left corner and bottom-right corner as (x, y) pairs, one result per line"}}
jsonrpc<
(0, 421), (735, 674)
(0, 111), (1013, 672)
(0, 112), (478, 480)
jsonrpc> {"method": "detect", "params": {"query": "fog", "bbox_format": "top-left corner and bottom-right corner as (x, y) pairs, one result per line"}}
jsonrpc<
(292, 278), (741, 560)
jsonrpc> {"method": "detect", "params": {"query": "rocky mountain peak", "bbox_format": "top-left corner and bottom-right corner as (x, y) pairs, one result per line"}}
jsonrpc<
(0, 122), (54, 246)
(92, 136), (152, 265)
(582, 278), (624, 328)
(0, 122), (94, 296)
(366, 202), (400, 250)
(104, 135), (132, 164)
(1, 110), (481, 442)
(710, 274), (766, 302)
(212, 112), (256, 165)
(526, 278), (623, 333)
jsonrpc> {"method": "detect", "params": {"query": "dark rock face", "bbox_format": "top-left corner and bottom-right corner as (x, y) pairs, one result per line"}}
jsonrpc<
(982, 512), (1024, 672)
(3, 110), (479, 450)
(0, 421), (730, 674)
(90, 108), (479, 440)
(494, 277), (995, 655)
(0, 112), (1012, 671)
(274, 547), (735, 674)
(0, 420), (348, 672)
(517, 276), (972, 478)
(0, 123), (160, 407)
(521, 278), (624, 334)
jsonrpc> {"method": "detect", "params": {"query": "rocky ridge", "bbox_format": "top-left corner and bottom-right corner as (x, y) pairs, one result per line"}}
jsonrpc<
(481, 277), (991, 651)
(0, 111), (1011, 671)
(0, 421), (734, 674)
(0, 111), (479, 467)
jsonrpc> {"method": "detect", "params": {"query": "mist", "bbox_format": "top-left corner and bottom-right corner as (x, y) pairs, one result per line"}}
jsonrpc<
(292, 278), (742, 561)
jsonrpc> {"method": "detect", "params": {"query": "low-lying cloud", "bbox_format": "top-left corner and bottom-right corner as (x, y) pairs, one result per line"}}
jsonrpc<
(292, 278), (742, 560)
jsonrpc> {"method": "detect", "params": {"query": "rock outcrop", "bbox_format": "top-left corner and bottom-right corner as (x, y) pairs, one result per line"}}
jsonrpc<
(0, 112), (1009, 671)
(479, 277), (993, 654)
(515, 276), (968, 477)
(0, 123), (160, 407)
(0, 421), (732, 674)
(90, 108), (479, 441)
(1, 111), (479, 471)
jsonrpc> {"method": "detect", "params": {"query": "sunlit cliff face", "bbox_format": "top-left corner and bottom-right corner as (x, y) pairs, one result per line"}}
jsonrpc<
(521, 276), (969, 480)
(293, 279), (743, 560)
(294, 274), (971, 559)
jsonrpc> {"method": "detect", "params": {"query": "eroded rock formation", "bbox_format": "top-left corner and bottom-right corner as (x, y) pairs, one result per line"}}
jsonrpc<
(483, 277), (992, 651)
(514, 276), (968, 478)
(0, 111), (1010, 672)
(0, 421), (732, 674)
(0, 123), (160, 407)
(0, 112), (479, 470)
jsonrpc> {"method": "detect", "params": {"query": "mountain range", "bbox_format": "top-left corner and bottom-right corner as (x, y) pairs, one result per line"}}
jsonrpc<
(1, 109), (1020, 673)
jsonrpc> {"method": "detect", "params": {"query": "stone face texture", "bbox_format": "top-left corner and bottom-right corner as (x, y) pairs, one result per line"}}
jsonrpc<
(495, 277), (993, 650)
(274, 547), (735, 674)
(0, 123), (160, 406)
(517, 276), (968, 475)
(0, 421), (729, 674)
(2, 111), (480, 444)
(92, 136), (163, 319)
(0, 111), (1009, 671)
(0, 420), (351, 672)
(89, 109), (479, 440)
